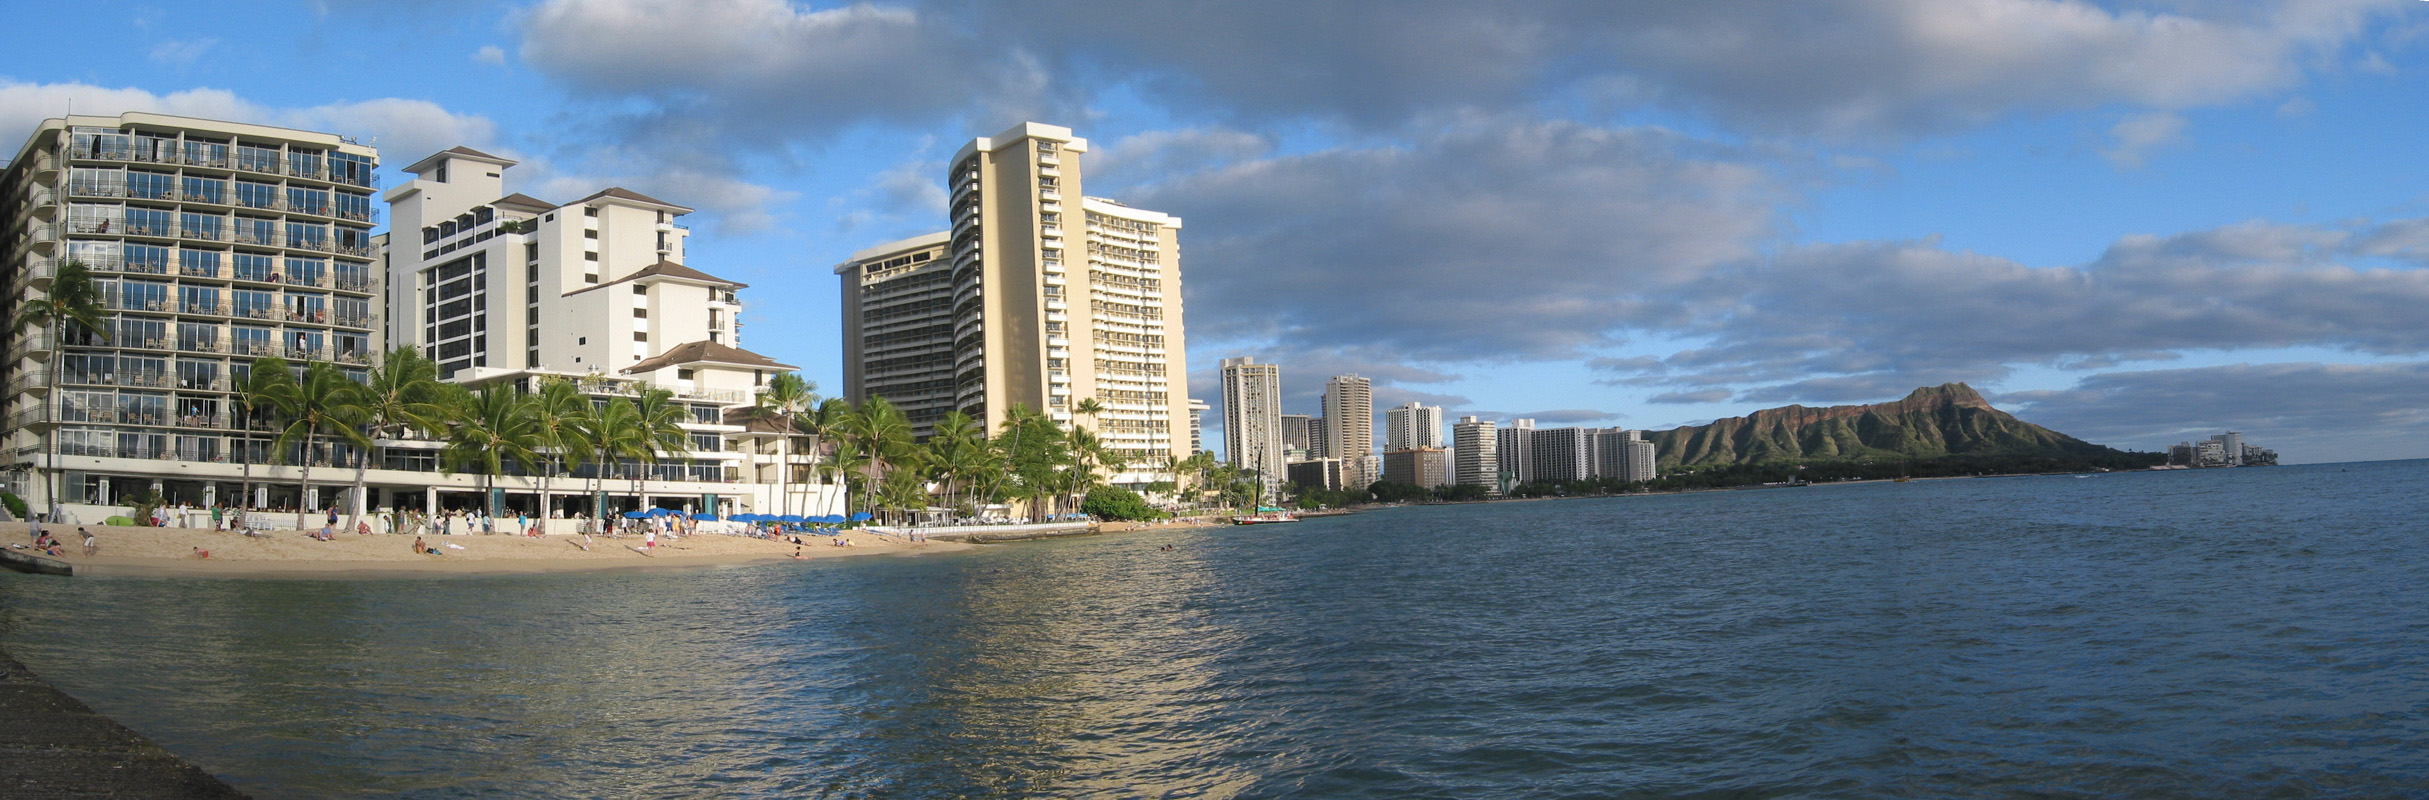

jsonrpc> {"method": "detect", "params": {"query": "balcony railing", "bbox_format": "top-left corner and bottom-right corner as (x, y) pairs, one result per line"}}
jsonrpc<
(3, 370), (49, 398)
(181, 301), (233, 316)
(120, 372), (173, 389)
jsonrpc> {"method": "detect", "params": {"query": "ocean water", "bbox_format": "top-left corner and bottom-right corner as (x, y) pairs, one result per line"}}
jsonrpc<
(5, 461), (2429, 798)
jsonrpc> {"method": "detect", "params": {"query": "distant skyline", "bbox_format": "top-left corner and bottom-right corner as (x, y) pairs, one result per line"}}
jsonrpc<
(6, 1), (2428, 464)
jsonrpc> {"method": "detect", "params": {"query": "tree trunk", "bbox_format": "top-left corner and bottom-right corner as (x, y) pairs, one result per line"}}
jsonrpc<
(296, 430), (314, 531)
(347, 430), (373, 535)
(774, 417), (790, 518)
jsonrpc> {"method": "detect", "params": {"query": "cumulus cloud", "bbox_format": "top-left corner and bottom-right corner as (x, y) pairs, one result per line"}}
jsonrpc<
(472, 45), (506, 65)
(1142, 118), (1782, 364)
(2000, 361), (2429, 462)
(1622, 218), (2429, 405)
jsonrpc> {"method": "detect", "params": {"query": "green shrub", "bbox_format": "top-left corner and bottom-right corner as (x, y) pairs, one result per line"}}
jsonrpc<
(1081, 486), (1166, 522)
(0, 492), (25, 520)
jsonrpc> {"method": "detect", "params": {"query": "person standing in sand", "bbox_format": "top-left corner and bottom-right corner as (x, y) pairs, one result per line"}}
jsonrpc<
(644, 529), (657, 552)
(80, 528), (96, 556)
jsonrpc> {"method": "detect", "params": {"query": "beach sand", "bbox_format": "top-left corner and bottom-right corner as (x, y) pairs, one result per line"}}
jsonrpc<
(0, 522), (969, 578)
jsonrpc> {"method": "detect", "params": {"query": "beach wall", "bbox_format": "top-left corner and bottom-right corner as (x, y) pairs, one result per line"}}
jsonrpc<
(870, 522), (1095, 542)
(0, 646), (249, 797)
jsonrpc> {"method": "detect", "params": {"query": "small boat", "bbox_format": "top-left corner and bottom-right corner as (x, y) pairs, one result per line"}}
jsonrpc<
(1230, 511), (1299, 525)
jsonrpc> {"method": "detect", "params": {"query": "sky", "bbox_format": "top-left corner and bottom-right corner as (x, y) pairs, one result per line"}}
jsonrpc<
(5, 0), (2428, 464)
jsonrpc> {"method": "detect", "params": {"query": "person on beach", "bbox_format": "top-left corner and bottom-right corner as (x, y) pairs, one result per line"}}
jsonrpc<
(192, 547), (210, 559)
(644, 530), (657, 551)
(413, 535), (430, 555)
(27, 515), (41, 545)
(80, 528), (96, 556)
(210, 504), (223, 531)
(792, 546), (806, 560)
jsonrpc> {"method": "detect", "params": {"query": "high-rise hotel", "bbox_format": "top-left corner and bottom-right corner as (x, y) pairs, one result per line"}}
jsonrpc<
(1, 113), (381, 515)
(0, 112), (838, 522)
(838, 123), (1193, 486)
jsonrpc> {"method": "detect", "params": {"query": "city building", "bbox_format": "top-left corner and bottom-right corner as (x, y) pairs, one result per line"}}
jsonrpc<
(1279, 413), (1312, 460)
(1382, 446), (1451, 488)
(1527, 426), (1594, 484)
(1383, 401), (1442, 451)
(1220, 356), (1284, 495)
(834, 231), (953, 437)
(1496, 418), (1534, 487)
(2, 113), (383, 517)
(1452, 416), (1498, 494)
(2170, 431), (2278, 468)
(1324, 375), (1374, 489)
(383, 145), (837, 518)
(1308, 414), (1330, 461)
(838, 122), (1192, 487)
(1594, 428), (1657, 483)
(1187, 397), (1209, 455)
(1287, 457), (1344, 492)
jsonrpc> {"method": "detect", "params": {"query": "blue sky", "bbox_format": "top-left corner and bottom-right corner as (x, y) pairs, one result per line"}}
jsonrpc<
(6, 0), (2428, 464)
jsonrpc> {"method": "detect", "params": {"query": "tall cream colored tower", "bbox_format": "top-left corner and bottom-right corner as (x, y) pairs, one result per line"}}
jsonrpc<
(835, 122), (1191, 486)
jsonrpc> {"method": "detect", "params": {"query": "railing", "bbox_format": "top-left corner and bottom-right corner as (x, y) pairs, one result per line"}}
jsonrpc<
(2, 370), (49, 397)
(181, 301), (233, 316)
(231, 340), (281, 358)
(175, 411), (235, 430)
(178, 338), (226, 355)
(180, 264), (221, 279)
(333, 276), (374, 293)
(6, 331), (54, 362)
(333, 314), (373, 330)
(120, 371), (173, 388)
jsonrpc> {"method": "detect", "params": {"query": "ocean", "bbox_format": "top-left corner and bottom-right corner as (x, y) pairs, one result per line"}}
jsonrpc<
(5, 460), (2427, 798)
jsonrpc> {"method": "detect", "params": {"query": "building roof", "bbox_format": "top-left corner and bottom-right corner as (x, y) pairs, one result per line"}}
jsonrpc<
(401, 145), (517, 175)
(493, 192), (556, 211)
(721, 406), (812, 436)
(579, 186), (695, 214)
(622, 340), (798, 374)
(562, 260), (748, 296)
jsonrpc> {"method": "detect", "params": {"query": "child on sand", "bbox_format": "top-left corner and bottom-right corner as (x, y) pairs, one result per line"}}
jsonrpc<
(192, 547), (210, 559)
(80, 529), (96, 556)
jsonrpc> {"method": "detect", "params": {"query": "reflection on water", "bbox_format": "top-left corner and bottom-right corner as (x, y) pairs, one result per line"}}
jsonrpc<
(7, 461), (2429, 798)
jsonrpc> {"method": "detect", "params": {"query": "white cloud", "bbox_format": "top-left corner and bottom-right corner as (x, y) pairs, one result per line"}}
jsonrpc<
(2101, 111), (2188, 169)
(148, 38), (219, 68)
(472, 45), (506, 66)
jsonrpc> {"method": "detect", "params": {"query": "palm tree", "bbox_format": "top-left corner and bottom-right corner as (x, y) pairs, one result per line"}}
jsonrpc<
(993, 404), (1069, 522)
(1064, 426), (1117, 516)
(437, 385), (542, 522)
(526, 379), (589, 534)
(10, 259), (109, 519)
(1071, 396), (1106, 431)
(259, 361), (369, 530)
(800, 398), (852, 517)
(927, 410), (991, 519)
(343, 347), (444, 533)
(753, 372), (818, 517)
(235, 356), (291, 521)
(837, 397), (914, 519)
(630, 387), (690, 513)
(565, 396), (646, 528)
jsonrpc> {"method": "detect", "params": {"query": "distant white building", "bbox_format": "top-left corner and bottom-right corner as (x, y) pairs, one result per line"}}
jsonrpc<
(1383, 401), (1443, 450)
(1453, 416), (1498, 494)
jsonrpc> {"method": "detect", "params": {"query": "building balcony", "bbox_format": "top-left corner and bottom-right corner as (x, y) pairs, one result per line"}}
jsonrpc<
(4, 369), (50, 398)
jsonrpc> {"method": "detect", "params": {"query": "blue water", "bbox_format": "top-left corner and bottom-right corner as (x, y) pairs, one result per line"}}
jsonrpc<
(5, 461), (2429, 798)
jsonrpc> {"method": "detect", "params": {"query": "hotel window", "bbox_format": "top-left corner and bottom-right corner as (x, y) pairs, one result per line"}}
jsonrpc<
(584, 207), (598, 217)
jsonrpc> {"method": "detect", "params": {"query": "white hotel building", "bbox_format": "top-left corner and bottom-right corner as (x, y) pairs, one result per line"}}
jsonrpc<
(0, 113), (838, 524)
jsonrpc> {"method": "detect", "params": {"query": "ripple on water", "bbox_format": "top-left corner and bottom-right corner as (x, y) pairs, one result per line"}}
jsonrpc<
(6, 462), (2429, 797)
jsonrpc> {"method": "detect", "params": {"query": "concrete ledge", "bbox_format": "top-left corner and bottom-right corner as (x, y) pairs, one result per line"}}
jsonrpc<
(0, 549), (74, 576)
(0, 647), (248, 798)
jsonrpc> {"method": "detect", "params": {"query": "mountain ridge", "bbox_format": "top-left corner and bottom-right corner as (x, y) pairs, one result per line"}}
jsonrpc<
(1645, 383), (2135, 468)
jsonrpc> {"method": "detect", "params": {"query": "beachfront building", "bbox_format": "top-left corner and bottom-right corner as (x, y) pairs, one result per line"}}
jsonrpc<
(1324, 375), (1375, 490)
(836, 122), (1195, 488)
(1384, 401), (1442, 451)
(834, 231), (954, 438)
(1594, 428), (1657, 483)
(1288, 457), (1344, 492)
(1220, 356), (1285, 496)
(382, 145), (840, 519)
(1496, 418), (1534, 487)
(0, 113), (384, 518)
(1382, 447), (1451, 488)
(1527, 426), (1594, 484)
(1453, 416), (1499, 494)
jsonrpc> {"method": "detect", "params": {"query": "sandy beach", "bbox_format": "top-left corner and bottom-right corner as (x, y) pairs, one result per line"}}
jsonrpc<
(0, 522), (969, 578)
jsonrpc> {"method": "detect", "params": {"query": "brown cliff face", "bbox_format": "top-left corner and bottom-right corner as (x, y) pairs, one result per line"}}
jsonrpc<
(1647, 383), (2118, 467)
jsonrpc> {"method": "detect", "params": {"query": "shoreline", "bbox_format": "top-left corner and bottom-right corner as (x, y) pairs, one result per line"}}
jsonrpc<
(0, 522), (970, 580)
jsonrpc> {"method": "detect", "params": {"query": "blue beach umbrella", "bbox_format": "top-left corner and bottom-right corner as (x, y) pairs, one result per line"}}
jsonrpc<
(690, 513), (717, 521)
(850, 512), (873, 522)
(621, 511), (650, 519)
(778, 515), (806, 523)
